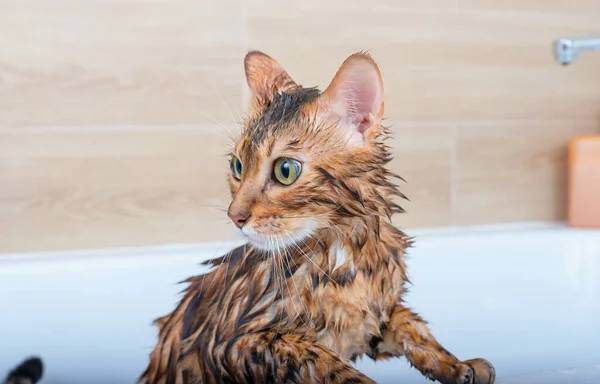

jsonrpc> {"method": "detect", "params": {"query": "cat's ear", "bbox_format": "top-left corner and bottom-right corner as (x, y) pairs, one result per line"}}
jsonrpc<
(319, 52), (384, 147)
(244, 51), (298, 107)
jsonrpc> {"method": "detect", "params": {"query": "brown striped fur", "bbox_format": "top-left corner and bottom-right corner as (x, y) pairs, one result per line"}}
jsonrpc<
(139, 51), (495, 384)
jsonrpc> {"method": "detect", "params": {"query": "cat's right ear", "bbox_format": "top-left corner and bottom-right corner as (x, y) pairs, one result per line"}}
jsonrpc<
(244, 51), (298, 108)
(318, 52), (384, 148)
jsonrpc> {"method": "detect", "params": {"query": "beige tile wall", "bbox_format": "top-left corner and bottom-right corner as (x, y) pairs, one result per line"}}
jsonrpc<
(1, 0), (599, 253)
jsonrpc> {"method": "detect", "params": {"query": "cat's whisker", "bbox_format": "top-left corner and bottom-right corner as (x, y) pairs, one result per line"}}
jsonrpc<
(282, 237), (314, 327)
(276, 253), (295, 328)
(270, 235), (287, 334)
(196, 74), (244, 125)
(195, 108), (239, 144)
(202, 246), (236, 294)
(204, 124), (235, 143)
(324, 218), (346, 240)
(282, 231), (339, 289)
(276, 236), (310, 329)
(285, 230), (321, 262)
(268, 237), (280, 313)
(285, 230), (363, 304)
(281, 240), (314, 327)
(208, 80), (243, 124)
(197, 205), (229, 212)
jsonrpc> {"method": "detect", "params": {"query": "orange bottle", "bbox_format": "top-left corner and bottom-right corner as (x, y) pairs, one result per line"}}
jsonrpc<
(568, 135), (600, 228)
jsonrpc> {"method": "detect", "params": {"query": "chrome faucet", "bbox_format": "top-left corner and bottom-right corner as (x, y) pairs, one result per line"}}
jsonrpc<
(553, 36), (600, 66)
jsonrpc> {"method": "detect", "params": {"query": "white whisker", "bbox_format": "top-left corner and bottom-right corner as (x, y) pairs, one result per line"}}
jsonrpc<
(271, 235), (286, 335)
(281, 239), (314, 327)
(276, 236), (309, 328)
(283, 230), (362, 304)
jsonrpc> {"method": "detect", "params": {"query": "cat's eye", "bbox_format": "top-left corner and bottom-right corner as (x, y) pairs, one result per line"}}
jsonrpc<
(273, 158), (301, 186)
(230, 156), (243, 180)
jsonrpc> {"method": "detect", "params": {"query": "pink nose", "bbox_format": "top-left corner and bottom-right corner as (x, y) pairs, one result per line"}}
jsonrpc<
(228, 211), (249, 229)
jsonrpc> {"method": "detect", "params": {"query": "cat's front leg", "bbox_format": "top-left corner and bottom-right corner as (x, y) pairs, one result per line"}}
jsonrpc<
(222, 332), (375, 384)
(376, 306), (495, 384)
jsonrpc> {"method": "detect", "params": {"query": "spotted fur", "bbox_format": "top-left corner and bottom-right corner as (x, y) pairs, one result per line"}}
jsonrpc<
(139, 51), (495, 384)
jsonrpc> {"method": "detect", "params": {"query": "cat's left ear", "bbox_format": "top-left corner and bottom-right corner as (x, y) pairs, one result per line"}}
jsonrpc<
(319, 52), (384, 147)
(244, 51), (298, 107)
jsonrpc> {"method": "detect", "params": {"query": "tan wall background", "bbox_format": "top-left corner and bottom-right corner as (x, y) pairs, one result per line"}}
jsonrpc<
(1, 0), (599, 253)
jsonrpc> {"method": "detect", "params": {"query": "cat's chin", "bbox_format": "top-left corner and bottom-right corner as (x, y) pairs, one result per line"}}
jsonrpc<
(243, 233), (299, 253)
(241, 220), (318, 253)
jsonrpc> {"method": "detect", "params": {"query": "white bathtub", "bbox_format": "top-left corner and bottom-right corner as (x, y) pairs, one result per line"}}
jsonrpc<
(1, 224), (599, 384)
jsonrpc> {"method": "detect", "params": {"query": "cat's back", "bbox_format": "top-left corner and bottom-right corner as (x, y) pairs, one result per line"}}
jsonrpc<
(140, 245), (270, 382)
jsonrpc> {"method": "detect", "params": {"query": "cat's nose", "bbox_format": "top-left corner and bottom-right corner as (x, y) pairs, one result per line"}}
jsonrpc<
(228, 211), (250, 229)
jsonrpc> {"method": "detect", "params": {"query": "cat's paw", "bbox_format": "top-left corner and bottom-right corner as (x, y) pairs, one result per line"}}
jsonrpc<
(453, 358), (495, 384)
(449, 362), (474, 384)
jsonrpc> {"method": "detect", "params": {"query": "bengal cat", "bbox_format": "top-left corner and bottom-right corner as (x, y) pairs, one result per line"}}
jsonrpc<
(139, 51), (495, 384)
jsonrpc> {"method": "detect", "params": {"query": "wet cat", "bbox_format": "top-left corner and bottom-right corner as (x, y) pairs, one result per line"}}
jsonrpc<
(139, 51), (495, 384)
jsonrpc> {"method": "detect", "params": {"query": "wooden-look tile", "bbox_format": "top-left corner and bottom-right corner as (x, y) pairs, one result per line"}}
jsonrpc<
(0, 1), (245, 126)
(388, 122), (454, 229)
(1, 0), (600, 254)
(452, 120), (600, 225)
(392, 65), (600, 121)
(0, 125), (241, 252)
(248, 1), (600, 123)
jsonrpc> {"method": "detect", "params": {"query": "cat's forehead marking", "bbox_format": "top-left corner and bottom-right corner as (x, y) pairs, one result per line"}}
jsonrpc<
(244, 87), (320, 148)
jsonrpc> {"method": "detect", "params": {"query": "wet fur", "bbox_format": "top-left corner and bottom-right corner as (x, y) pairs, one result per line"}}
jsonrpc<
(139, 52), (494, 384)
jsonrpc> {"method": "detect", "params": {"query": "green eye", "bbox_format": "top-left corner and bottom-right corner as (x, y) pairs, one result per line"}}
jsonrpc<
(273, 158), (301, 185)
(230, 156), (243, 180)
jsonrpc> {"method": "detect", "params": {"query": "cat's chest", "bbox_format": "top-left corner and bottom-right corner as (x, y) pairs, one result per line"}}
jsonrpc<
(299, 250), (405, 359)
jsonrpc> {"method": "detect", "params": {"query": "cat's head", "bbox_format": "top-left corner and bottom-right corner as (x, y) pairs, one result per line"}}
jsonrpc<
(228, 51), (394, 251)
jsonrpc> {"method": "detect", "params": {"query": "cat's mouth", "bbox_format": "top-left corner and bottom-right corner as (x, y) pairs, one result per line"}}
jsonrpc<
(240, 220), (317, 253)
